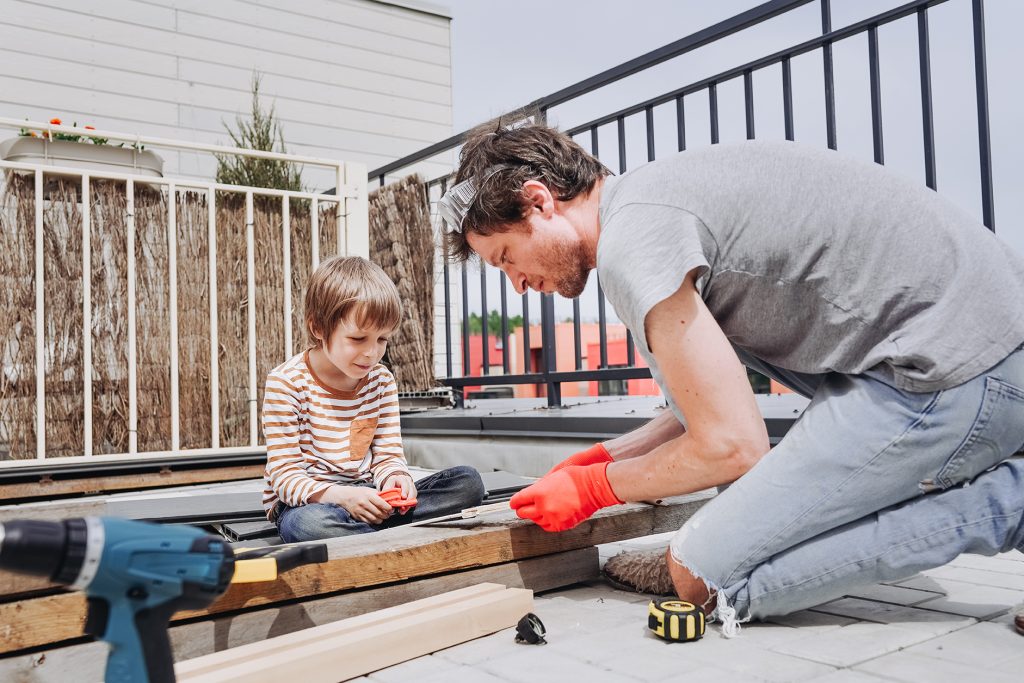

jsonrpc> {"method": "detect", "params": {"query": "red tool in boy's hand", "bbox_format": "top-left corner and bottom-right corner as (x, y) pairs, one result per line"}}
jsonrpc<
(380, 487), (418, 514)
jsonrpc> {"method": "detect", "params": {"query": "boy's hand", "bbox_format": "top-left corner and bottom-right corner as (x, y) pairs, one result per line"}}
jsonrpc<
(381, 473), (418, 508)
(322, 485), (393, 524)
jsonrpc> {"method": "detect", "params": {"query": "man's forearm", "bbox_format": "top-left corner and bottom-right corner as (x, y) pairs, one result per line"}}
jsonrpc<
(604, 409), (685, 460)
(606, 431), (763, 501)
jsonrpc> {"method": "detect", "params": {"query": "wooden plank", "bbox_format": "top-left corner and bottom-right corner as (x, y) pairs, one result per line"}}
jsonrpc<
(176, 585), (534, 682)
(0, 548), (597, 681)
(178, 583), (509, 677)
(0, 494), (710, 654)
(0, 464), (264, 503)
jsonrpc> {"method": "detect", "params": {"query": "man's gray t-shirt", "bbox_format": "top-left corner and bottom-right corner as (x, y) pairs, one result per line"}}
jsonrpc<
(596, 140), (1024, 412)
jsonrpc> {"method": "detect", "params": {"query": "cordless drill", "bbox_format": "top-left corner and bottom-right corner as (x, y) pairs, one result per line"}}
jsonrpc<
(0, 517), (234, 683)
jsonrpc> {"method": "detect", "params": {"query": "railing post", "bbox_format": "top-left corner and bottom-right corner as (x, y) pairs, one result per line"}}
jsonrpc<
(34, 170), (45, 459)
(540, 293), (561, 407)
(82, 175), (92, 457)
(343, 161), (370, 257)
(533, 106), (561, 407)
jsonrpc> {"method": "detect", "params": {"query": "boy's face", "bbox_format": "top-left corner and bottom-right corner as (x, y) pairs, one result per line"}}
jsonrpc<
(318, 317), (394, 387)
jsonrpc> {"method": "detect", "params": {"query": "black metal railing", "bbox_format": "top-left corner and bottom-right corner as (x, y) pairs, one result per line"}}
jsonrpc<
(370, 0), (995, 407)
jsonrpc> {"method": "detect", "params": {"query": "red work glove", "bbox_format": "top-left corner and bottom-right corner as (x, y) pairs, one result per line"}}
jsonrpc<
(510, 462), (624, 532)
(547, 443), (613, 475)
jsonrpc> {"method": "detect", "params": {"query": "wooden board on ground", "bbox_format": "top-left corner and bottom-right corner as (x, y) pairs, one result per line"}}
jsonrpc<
(176, 584), (534, 683)
(0, 548), (598, 682)
(0, 492), (712, 654)
(0, 464), (265, 504)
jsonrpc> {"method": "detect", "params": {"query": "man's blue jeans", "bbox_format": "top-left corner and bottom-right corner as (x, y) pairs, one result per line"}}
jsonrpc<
(276, 466), (486, 543)
(671, 345), (1024, 621)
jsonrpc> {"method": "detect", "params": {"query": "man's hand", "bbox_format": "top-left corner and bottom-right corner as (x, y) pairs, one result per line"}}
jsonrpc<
(320, 485), (393, 524)
(547, 443), (613, 475)
(509, 462), (624, 532)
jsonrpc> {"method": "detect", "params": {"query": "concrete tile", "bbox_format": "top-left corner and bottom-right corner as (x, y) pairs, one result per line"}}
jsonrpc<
(432, 629), (522, 666)
(478, 646), (639, 683)
(684, 639), (838, 682)
(770, 622), (935, 668)
(841, 582), (941, 606)
(548, 622), (681, 665)
(660, 667), (766, 683)
(810, 597), (975, 635)
(693, 621), (811, 650)
(366, 654), (456, 682)
(807, 672), (891, 683)
(766, 610), (858, 632)
(560, 620), (835, 683)
(547, 582), (652, 605)
(988, 654), (1024, 676)
(947, 552), (1024, 575)
(901, 620), (1023, 668)
(879, 572), (925, 587)
(912, 582), (1024, 619)
(597, 643), (724, 681)
(923, 564), (1024, 591)
(415, 663), (510, 683)
(855, 650), (1020, 683)
(986, 608), (1023, 627)
(529, 595), (638, 636)
(892, 574), (950, 594)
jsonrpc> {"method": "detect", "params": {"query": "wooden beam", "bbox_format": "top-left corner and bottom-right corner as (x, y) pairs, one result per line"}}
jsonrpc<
(176, 584), (534, 683)
(0, 493), (711, 654)
(0, 465), (264, 503)
(0, 548), (598, 681)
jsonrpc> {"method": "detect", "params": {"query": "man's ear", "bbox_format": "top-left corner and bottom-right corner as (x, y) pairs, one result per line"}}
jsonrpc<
(521, 180), (554, 218)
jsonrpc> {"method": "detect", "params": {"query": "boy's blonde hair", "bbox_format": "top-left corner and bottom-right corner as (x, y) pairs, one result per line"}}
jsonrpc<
(304, 256), (401, 347)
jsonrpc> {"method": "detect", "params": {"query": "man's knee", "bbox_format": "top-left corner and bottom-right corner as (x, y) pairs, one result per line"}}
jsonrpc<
(669, 507), (749, 592)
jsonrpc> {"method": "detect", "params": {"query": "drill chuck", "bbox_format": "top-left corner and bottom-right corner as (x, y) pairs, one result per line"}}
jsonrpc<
(0, 518), (92, 584)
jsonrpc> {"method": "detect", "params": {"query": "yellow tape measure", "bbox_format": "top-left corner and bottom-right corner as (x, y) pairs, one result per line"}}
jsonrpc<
(648, 598), (705, 642)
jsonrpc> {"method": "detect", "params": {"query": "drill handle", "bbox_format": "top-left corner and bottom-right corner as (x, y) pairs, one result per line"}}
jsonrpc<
(98, 597), (179, 683)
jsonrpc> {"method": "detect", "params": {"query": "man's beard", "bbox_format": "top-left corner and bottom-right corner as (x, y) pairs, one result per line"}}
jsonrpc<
(547, 238), (592, 299)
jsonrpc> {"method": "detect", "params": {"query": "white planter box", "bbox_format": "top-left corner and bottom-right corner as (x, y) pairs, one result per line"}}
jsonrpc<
(0, 136), (164, 178)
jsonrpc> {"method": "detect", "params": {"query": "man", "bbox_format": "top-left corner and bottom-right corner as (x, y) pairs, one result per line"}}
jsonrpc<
(438, 122), (1024, 635)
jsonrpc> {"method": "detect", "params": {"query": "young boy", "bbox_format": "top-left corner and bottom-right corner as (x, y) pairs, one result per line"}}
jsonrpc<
(262, 256), (485, 543)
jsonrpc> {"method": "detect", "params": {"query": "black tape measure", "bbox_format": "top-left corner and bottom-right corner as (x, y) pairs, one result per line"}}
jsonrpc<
(648, 598), (705, 642)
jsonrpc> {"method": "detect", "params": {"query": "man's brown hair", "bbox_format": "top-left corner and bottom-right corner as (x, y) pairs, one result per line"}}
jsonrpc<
(445, 121), (610, 262)
(304, 256), (401, 347)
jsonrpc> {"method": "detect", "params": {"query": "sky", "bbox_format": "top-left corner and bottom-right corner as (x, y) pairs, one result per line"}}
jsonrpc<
(435, 0), (1024, 326)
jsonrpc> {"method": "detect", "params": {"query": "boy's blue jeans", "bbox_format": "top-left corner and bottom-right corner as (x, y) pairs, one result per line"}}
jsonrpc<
(672, 345), (1024, 621)
(276, 466), (485, 543)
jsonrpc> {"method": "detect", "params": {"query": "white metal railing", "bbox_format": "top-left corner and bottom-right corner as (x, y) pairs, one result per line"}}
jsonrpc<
(0, 118), (369, 465)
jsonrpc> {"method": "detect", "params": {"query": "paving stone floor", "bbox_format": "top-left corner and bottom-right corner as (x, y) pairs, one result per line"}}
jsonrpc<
(358, 533), (1024, 682)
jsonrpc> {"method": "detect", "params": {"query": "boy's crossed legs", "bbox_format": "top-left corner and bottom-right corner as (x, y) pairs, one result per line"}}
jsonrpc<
(277, 466), (485, 543)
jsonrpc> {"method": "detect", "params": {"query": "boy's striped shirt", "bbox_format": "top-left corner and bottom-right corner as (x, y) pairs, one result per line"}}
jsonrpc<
(261, 351), (407, 520)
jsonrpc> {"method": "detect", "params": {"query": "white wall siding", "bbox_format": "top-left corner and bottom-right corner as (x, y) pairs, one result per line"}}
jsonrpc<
(0, 0), (453, 189)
